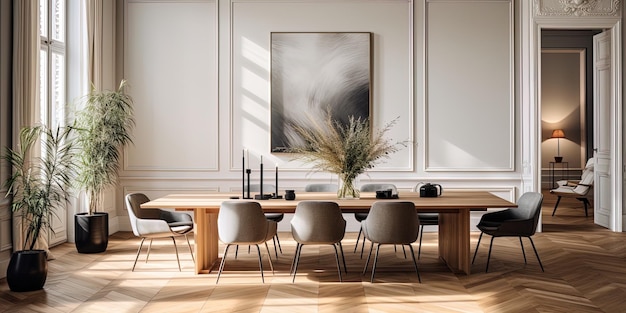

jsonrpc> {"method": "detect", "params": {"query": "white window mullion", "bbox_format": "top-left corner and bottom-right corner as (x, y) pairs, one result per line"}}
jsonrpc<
(39, 47), (49, 126)
(39, 0), (66, 129)
(51, 48), (65, 128)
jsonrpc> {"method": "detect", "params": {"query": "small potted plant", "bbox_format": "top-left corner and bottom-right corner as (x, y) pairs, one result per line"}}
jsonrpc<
(74, 80), (135, 253)
(2, 125), (77, 291)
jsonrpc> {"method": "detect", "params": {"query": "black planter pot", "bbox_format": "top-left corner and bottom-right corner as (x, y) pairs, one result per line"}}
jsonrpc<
(6, 250), (48, 292)
(75, 212), (109, 253)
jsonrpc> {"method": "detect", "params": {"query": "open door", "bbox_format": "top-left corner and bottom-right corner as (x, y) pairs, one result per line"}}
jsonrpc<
(592, 30), (613, 229)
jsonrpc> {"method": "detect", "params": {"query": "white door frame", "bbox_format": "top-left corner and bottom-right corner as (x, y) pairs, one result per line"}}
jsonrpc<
(529, 13), (623, 231)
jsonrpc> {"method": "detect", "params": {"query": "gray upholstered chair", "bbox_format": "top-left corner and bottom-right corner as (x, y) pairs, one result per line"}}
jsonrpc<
(472, 192), (544, 272)
(216, 201), (277, 283)
(304, 183), (339, 192)
(125, 193), (195, 271)
(290, 201), (347, 282)
(550, 158), (594, 217)
(413, 183), (440, 259)
(354, 183), (398, 257)
(243, 184), (283, 257)
(361, 201), (421, 283)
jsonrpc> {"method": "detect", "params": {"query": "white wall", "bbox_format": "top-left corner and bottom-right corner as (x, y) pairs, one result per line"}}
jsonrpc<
(117, 0), (519, 232)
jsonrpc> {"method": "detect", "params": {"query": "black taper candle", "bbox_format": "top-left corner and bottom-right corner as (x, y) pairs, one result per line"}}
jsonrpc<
(246, 169), (251, 198)
(275, 165), (278, 196)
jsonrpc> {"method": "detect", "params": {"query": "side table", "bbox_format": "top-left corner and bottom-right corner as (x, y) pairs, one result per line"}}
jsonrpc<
(549, 161), (568, 189)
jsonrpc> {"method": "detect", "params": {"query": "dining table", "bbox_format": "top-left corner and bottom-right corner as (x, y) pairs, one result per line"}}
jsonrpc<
(140, 190), (517, 275)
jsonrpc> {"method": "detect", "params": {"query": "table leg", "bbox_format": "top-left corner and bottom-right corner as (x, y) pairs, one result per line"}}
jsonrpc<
(193, 209), (219, 274)
(438, 209), (471, 274)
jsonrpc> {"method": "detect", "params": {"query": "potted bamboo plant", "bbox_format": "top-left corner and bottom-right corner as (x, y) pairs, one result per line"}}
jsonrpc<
(74, 80), (135, 253)
(2, 125), (77, 291)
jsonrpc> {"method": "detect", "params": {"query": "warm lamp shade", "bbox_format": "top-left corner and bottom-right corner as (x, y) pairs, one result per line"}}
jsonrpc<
(551, 129), (565, 162)
(551, 129), (565, 139)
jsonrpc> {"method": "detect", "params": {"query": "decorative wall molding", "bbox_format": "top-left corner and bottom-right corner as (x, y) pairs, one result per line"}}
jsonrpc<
(229, 0), (415, 172)
(535, 0), (621, 17)
(424, 0), (515, 172)
(123, 0), (220, 173)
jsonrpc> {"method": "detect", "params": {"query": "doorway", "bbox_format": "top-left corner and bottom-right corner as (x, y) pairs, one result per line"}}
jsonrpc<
(540, 30), (600, 190)
(534, 21), (623, 232)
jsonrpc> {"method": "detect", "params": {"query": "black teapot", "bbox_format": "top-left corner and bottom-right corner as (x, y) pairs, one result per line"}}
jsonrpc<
(284, 190), (296, 201)
(419, 183), (443, 197)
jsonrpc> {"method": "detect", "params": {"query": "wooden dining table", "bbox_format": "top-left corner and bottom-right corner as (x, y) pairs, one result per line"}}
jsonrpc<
(141, 191), (516, 275)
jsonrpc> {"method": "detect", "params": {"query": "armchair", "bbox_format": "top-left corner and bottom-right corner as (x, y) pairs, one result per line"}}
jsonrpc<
(550, 158), (594, 217)
(125, 193), (195, 271)
(472, 192), (544, 272)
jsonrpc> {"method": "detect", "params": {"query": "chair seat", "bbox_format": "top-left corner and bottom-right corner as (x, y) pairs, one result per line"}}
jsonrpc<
(354, 212), (368, 222)
(417, 213), (438, 225)
(265, 213), (284, 222)
(170, 225), (193, 234)
(168, 221), (194, 227)
(476, 225), (499, 233)
(477, 220), (502, 228)
(550, 186), (583, 195)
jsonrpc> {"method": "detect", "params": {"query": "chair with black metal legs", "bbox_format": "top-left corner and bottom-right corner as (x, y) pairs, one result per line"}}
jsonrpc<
(125, 193), (195, 271)
(361, 201), (421, 283)
(216, 201), (276, 284)
(290, 201), (347, 282)
(472, 192), (544, 272)
(354, 183), (398, 258)
(240, 184), (283, 258)
(550, 158), (594, 217)
(413, 183), (440, 259)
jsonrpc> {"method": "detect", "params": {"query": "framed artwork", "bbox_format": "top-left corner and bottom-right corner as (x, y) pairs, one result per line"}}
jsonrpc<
(270, 32), (371, 152)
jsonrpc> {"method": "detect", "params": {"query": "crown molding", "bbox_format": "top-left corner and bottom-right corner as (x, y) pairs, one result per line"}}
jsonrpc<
(535, 0), (621, 17)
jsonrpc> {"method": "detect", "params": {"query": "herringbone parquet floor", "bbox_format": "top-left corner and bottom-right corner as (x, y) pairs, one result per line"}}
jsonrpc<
(1, 192), (625, 313)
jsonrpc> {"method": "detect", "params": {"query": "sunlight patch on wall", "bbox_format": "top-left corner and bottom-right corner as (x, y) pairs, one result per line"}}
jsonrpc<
(430, 140), (494, 169)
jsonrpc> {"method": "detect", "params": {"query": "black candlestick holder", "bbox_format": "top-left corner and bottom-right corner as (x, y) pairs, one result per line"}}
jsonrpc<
(244, 169), (252, 199)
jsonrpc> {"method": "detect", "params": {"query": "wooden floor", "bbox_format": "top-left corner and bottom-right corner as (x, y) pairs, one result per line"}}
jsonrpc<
(1, 192), (625, 313)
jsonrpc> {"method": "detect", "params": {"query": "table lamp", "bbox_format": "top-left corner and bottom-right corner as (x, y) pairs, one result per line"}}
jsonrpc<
(551, 129), (565, 163)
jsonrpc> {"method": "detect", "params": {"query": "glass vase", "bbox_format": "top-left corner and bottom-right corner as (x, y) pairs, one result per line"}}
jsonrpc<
(338, 173), (360, 199)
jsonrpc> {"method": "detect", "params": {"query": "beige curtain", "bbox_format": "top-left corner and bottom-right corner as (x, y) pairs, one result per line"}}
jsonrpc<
(86, 0), (103, 90)
(12, 0), (42, 252)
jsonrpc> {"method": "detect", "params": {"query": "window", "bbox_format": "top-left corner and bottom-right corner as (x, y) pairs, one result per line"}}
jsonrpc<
(39, 0), (65, 129)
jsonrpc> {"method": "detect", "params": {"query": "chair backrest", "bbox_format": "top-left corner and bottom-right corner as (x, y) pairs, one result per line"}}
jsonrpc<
(510, 192), (543, 235)
(360, 183), (398, 194)
(245, 184), (276, 193)
(362, 201), (419, 244)
(304, 183), (338, 192)
(574, 158), (595, 195)
(218, 201), (269, 244)
(291, 201), (345, 244)
(125, 193), (152, 236)
(580, 157), (594, 181)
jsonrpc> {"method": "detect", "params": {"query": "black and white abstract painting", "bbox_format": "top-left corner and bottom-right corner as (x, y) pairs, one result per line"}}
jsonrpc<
(270, 32), (371, 152)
